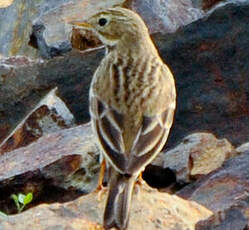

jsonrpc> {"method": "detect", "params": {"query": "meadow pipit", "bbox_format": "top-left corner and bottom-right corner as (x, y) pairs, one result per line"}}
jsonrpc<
(71, 7), (176, 230)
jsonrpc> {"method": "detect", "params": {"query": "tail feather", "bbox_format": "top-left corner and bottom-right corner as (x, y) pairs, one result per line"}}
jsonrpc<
(104, 169), (136, 230)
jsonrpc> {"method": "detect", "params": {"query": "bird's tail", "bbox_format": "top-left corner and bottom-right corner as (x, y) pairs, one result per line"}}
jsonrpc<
(103, 168), (137, 230)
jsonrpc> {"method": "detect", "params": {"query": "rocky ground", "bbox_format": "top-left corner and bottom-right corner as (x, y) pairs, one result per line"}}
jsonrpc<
(0, 0), (249, 229)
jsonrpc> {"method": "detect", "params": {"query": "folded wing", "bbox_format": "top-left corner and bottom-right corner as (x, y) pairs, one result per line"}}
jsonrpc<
(90, 95), (175, 175)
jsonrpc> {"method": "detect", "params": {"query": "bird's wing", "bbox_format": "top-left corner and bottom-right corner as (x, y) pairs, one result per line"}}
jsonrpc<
(90, 95), (175, 176)
(127, 65), (176, 174)
(90, 95), (127, 173)
(127, 107), (175, 174)
(126, 64), (176, 174)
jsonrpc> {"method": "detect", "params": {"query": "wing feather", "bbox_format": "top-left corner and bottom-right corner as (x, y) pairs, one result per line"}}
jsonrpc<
(99, 115), (125, 153)
(94, 119), (126, 172)
(91, 96), (126, 173)
(127, 108), (174, 174)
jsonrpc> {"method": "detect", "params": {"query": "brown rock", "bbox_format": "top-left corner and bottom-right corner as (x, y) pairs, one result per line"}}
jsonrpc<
(177, 152), (249, 229)
(153, 133), (236, 184)
(70, 28), (102, 51)
(0, 184), (212, 230)
(0, 123), (100, 214)
(0, 88), (74, 154)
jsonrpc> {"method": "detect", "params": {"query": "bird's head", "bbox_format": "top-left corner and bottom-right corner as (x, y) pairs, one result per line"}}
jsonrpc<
(70, 7), (150, 48)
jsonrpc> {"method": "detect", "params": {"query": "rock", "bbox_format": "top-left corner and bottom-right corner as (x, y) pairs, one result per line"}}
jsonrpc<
(177, 152), (249, 229)
(236, 142), (249, 154)
(32, 0), (204, 56)
(69, 0), (249, 52)
(30, 0), (126, 58)
(191, 0), (224, 10)
(0, 123), (100, 214)
(191, 0), (249, 11)
(0, 0), (41, 57)
(1, 3), (249, 150)
(0, 49), (104, 144)
(0, 184), (213, 230)
(130, 0), (203, 34)
(0, 0), (125, 57)
(0, 87), (75, 154)
(158, 2), (249, 148)
(148, 133), (235, 189)
(196, 207), (248, 230)
(69, 0), (204, 52)
(70, 28), (102, 52)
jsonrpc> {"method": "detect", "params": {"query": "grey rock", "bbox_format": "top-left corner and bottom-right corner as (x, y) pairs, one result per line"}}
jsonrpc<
(0, 0), (71, 57)
(131, 0), (204, 34)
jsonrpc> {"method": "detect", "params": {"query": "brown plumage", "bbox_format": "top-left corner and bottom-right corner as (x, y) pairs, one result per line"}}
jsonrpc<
(70, 7), (176, 230)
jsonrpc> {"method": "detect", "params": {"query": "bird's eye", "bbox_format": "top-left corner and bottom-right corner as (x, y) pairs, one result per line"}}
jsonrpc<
(98, 18), (107, 27)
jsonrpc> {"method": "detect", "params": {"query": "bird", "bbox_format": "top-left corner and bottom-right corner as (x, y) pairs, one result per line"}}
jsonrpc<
(70, 7), (176, 230)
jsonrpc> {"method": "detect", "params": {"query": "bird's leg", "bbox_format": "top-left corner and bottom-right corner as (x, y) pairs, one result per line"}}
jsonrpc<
(137, 172), (146, 186)
(96, 159), (110, 201)
(134, 172), (146, 202)
(96, 159), (106, 191)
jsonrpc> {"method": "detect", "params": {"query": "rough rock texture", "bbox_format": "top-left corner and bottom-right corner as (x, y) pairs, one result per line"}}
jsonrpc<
(130, 0), (203, 34)
(178, 152), (249, 229)
(35, 0), (204, 56)
(160, 2), (249, 148)
(34, 0), (249, 57)
(31, 0), (126, 58)
(2, 3), (249, 149)
(0, 184), (212, 230)
(0, 123), (100, 214)
(4, 0), (242, 58)
(0, 50), (103, 144)
(71, 28), (102, 52)
(0, 88), (74, 154)
(158, 133), (236, 184)
(0, 0), (125, 57)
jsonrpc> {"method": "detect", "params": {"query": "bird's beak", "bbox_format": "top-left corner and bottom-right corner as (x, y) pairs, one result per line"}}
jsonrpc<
(69, 20), (93, 30)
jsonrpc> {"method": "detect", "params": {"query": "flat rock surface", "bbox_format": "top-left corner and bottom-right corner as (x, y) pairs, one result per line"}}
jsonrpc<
(0, 184), (212, 230)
